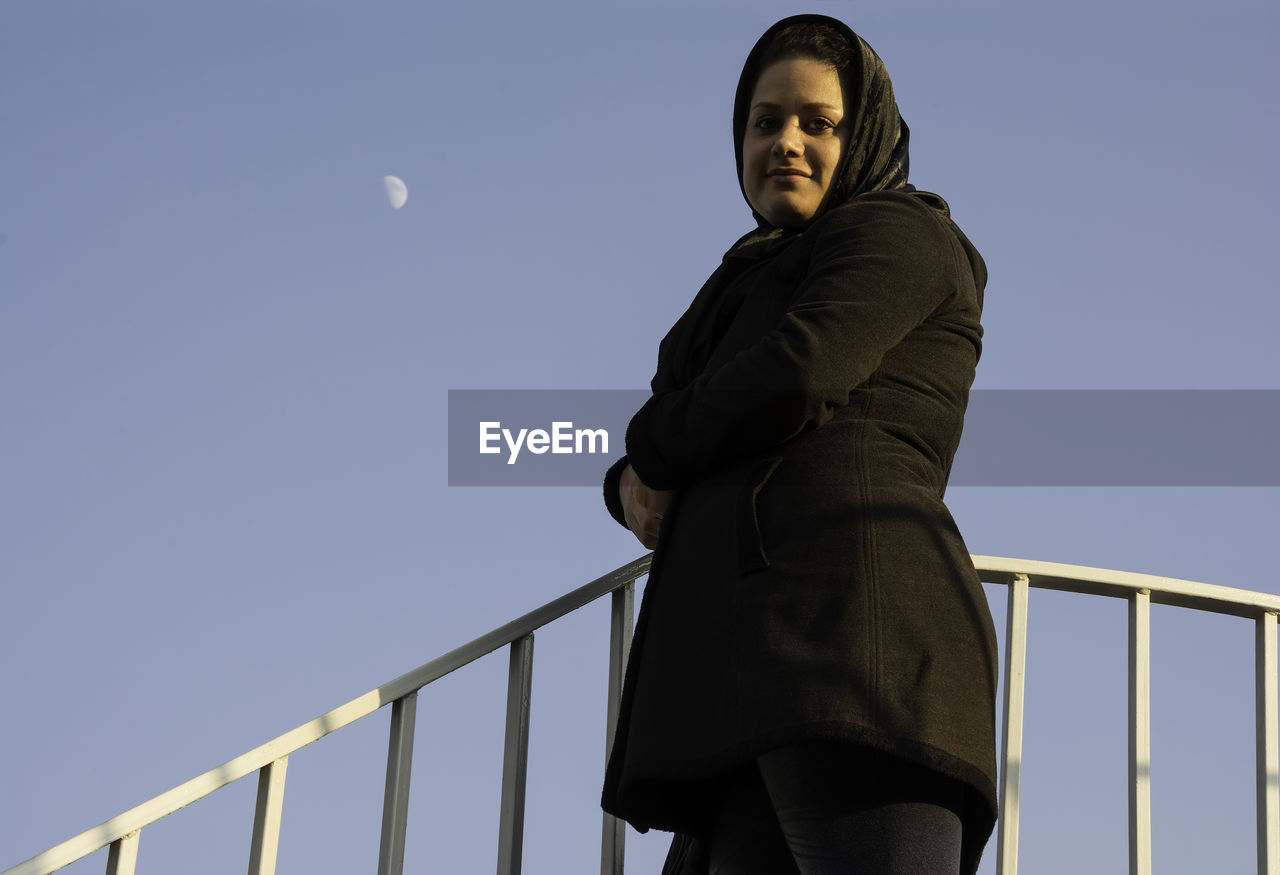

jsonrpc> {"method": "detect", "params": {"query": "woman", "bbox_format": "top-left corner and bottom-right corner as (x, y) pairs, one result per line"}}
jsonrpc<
(601, 15), (997, 874)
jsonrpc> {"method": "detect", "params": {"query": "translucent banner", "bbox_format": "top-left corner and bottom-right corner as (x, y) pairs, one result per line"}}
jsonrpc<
(447, 389), (1280, 487)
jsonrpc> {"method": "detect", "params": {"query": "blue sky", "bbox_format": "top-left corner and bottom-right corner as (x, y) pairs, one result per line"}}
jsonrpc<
(2, 1), (1276, 873)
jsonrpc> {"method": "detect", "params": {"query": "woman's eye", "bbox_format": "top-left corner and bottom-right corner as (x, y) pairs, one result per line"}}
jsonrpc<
(750, 116), (837, 135)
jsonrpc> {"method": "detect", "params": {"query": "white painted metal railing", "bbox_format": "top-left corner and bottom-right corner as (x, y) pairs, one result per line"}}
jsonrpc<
(978, 557), (1280, 875)
(4, 556), (1278, 875)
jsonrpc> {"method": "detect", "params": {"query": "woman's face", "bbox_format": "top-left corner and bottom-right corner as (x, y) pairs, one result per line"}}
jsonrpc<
(742, 57), (849, 229)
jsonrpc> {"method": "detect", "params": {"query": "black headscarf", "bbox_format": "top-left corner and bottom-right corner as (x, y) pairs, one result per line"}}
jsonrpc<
(732, 14), (914, 232)
(662, 16), (927, 384)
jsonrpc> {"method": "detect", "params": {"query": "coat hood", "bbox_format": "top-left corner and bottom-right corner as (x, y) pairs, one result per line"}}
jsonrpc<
(733, 15), (914, 229)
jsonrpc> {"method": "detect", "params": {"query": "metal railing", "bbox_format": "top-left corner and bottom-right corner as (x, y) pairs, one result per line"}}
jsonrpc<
(4, 555), (1278, 875)
(978, 557), (1280, 875)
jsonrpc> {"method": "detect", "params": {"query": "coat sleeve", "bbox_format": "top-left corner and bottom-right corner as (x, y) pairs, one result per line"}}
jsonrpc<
(602, 454), (631, 528)
(624, 193), (967, 490)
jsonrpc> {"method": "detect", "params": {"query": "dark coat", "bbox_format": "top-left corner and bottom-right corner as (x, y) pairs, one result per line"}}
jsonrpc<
(600, 189), (998, 873)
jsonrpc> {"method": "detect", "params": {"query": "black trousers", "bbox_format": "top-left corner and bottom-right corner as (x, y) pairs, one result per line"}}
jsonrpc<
(664, 743), (965, 875)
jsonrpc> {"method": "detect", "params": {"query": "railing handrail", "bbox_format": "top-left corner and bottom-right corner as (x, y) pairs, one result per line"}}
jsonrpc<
(5, 554), (1277, 875)
(972, 554), (1280, 618)
(2, 555), (653, 875)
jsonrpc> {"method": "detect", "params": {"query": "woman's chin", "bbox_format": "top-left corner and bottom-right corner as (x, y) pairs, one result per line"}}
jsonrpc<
(757, 198), (818, 230)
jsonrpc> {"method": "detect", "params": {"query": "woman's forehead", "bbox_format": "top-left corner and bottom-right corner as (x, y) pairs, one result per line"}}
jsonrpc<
(750, 58), (843, 101)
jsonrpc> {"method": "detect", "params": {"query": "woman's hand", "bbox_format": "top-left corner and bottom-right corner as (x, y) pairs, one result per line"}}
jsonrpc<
(619, 463), (673, 550)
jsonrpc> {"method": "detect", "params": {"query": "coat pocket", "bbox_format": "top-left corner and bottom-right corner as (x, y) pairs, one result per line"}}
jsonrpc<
(736, 456), (783, 573)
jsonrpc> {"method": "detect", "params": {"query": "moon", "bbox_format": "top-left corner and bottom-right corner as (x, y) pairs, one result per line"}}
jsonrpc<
(383, 176), (408, 210)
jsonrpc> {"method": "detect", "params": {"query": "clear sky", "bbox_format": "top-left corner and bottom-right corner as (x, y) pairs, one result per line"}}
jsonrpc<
(2, 1), (1277, 873)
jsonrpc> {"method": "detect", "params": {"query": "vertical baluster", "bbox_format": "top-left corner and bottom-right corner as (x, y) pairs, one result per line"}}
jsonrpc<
(248, 756), (289, 875)
(1129, 589), (1152, 875)
(377, 692), (419, 875)
(601, 581), (634, 875)
(497, 634), (535, 875)
(1258, 612), (1279, 875)
(105, 830), (139, 875)
(997, 573), (1030, 875)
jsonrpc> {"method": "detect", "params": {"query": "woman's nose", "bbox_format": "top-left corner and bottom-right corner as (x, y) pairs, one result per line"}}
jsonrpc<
(772, 120), (803, 156)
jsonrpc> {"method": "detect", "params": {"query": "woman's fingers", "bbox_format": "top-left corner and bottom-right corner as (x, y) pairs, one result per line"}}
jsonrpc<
(638, 508), (664, 549)
(623, 492), (662, 549)
(619, 464), (673, 549)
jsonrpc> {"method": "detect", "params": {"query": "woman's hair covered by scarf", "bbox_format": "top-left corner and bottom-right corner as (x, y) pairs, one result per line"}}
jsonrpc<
(733, 15), (913, 228)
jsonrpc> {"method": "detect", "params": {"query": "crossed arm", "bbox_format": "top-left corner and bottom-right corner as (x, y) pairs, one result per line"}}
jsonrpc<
(606, 194), (967, 547)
